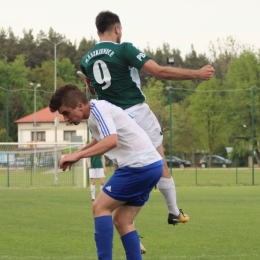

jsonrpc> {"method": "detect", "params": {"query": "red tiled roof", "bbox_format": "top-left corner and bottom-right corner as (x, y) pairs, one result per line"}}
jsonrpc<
(15, 107), (65, 123)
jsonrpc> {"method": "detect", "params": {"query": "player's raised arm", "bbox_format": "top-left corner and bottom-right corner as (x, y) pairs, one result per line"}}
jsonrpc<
(142, 60), (215, 81)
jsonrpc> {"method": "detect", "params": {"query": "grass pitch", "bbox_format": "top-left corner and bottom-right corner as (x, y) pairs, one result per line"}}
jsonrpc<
(0, 181), (259, 259)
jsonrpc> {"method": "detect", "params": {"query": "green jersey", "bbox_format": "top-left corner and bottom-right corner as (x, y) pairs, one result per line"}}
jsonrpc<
(80, 41), (151, 109)
(90, 155), (103, 169)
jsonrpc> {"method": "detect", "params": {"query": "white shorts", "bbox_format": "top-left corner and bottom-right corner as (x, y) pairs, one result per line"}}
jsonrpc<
(89, 168), (105, 178)
(125, 103), (163, 148)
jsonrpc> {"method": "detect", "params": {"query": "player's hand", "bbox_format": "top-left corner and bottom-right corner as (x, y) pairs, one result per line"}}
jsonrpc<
(59, 154), (79, 171)
(60, 162), (73, 171)
(197, 65), (215, 80)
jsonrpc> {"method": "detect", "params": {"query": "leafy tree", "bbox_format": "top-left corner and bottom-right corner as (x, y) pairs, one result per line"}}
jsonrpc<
(209, 36), (242, 81)
(0, 55), (30, 141)
(143, 43), (184, 67)
(0, 29), (8, 59)
(184, 45), (210, 69)
(224, 50), (260, 164)
(168, 80), (196, 103)
(37, 27), (74, 66)
(188, 77), (229, 165)
(5, 28), (19, 62)
(30, 58), (77, 109)
(171, 100), (199, 163)
(75, 37), (97, 70)
(9, 91), (27, 141)
(2, 26), (260, 160)
(230, 139), (250, 167)
(184, 45), (210, 86)
(0, 128), (7, 142)
(58, 41), (77, 66)
(57, 58), (77, 84)
(18, 29), (40, 68)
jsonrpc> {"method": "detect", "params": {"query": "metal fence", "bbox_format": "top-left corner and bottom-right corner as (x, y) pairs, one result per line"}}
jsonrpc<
(1, 142), (259, 188)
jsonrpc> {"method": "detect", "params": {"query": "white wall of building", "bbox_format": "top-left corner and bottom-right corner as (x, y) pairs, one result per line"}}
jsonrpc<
(17, 121), (89, 143)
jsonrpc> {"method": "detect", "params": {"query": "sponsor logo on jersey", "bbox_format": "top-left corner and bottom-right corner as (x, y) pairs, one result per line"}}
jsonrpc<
(136, 52), (146, 61)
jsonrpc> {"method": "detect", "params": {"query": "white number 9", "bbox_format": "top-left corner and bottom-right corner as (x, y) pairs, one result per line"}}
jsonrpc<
(93, 60), (111, 90)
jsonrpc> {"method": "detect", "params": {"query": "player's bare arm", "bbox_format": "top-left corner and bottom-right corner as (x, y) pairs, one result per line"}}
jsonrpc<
(60, 134), (118, 171)
(142, 60), (215, 81)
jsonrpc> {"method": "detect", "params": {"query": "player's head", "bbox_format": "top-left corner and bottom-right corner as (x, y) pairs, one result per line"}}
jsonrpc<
(49, 84), (89, 125)
(96, 11), (122, 43)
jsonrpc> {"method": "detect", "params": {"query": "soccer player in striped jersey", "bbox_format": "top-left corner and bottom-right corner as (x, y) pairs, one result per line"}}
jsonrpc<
(49, 84), (163, 260)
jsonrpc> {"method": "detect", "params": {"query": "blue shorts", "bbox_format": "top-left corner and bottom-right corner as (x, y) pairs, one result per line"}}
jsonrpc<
(102, 160), (163, 207)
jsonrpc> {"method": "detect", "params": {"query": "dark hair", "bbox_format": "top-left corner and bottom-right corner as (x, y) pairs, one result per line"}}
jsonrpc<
(95, 11), (121, 33)
(49, 84), (88, 112)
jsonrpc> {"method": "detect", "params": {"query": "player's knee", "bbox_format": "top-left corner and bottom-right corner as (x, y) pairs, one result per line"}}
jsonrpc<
(92, 200), (102, 216)
(113, 214), (119, 228)
(113, 214), (124, 230)
(161, 162), (171, 177)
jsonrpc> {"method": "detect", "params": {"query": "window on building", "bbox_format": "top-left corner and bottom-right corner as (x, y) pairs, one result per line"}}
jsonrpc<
(31, 131), (46, 141)
(64, 131), (76, 141)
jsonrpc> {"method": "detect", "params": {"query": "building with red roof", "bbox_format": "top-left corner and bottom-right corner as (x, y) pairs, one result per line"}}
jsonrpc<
(15, 107), (89, 144)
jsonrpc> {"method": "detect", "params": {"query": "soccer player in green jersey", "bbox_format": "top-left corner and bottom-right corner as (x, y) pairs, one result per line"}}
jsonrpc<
(81, 11), (215, 226)
(87, 155), (106, 201)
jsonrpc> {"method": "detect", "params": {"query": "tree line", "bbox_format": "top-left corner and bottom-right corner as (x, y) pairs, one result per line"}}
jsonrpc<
(1, 27), (260, 166)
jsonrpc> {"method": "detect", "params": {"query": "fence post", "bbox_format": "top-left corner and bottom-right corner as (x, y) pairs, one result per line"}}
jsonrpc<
(195, 166), (198, 185)
(251, 86), (255, 185)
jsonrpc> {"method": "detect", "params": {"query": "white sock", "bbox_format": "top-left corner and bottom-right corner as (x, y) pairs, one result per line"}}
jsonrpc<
(157, 177), (179, 215)
(91, 184), (95, 200)
(100, 185), (104, 191)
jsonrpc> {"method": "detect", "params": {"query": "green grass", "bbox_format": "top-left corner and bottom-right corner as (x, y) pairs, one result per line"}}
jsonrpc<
(0, 185), (259, 259)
